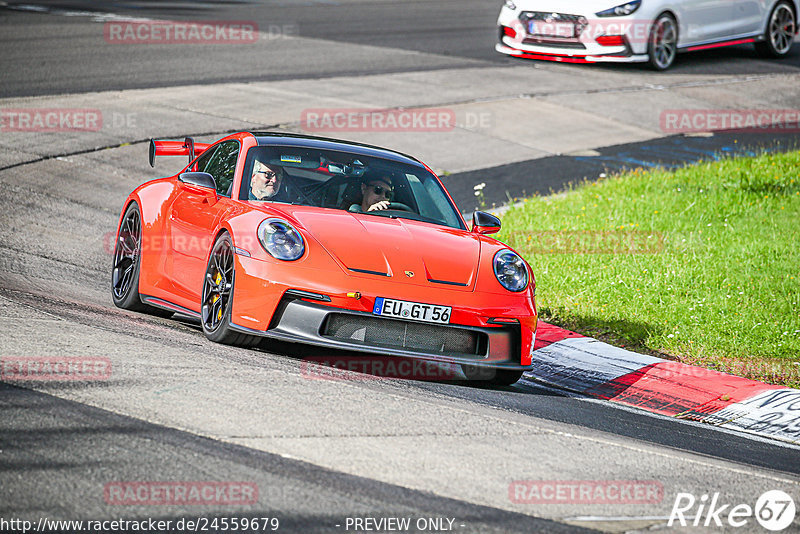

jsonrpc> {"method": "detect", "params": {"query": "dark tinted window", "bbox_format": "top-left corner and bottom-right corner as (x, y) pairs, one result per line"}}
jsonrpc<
(194, 145), (217, 173)
(240, 145), (464, 229)
(203, 141), (239, 196)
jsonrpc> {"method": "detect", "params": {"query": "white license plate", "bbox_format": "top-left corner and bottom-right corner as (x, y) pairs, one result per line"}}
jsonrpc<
(528, 21), (575, 38)
(373, 297), (451, 324)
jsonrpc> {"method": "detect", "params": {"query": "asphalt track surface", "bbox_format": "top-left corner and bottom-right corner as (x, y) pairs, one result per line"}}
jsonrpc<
(1, 384), (586, 534)
(2, 1), (800, 533)
(2, 0), (800, 97)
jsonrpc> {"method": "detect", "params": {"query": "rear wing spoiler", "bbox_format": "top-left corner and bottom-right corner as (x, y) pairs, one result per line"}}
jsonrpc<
(149, 137), (211, 167)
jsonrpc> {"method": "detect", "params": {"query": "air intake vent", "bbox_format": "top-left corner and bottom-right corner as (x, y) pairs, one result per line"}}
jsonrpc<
(323, 314), (486, 357)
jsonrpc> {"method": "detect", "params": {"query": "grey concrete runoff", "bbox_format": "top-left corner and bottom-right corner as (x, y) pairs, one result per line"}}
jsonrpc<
(0, 383), (593, 534)
(2, 3), (800, 533)
(3, 64), (800, 174)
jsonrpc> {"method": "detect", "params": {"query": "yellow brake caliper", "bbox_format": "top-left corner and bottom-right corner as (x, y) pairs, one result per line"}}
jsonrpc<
(213, 272), (223, 320)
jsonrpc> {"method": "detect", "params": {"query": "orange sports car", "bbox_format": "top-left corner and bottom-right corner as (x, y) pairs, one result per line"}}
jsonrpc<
(111, 132), (537, 385)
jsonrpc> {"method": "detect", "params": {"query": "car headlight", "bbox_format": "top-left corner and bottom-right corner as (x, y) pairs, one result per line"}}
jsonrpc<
(257, 218), (305, 261)
(596, 0), (640, 16)
(493, 249), (528, 292)
(504, 0), (517, 10)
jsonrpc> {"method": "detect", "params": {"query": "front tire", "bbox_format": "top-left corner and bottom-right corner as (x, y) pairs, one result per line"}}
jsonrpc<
(111, 202), (171, 317)
(201, 233), (260, 347)
(755, 1), (796, 58)
(648, 13), (678, 71)
(492, 369), (525, 386)
(461, 364), (524, 386)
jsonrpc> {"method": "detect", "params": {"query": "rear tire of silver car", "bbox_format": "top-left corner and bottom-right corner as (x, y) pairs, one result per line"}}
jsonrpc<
(648, 13), (678, 71)
(201, 232), (261, 347)
(755, 1), (796, 57)
(461, 364), (524, 386)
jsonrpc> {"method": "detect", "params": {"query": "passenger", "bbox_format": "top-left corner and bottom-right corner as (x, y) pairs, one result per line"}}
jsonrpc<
(349, 176), (394, 212)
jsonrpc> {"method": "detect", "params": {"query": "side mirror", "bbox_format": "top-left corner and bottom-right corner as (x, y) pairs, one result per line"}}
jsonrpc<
(178, 172), (217, 197)
(472, 211), (501, 235)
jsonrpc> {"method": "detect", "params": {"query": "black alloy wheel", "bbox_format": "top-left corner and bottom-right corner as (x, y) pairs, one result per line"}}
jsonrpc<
(201, 233), (260, 347)
(111, 202), (170, 317)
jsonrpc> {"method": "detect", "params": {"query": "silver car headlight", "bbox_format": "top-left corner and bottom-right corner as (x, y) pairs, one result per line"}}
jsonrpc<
(596, 0), (640, 16)
(257, 218), (305, 261)
(493, 249), (528, 292)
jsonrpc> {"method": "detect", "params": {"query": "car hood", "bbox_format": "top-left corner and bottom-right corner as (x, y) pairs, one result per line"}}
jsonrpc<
(279, 207), (480, 290)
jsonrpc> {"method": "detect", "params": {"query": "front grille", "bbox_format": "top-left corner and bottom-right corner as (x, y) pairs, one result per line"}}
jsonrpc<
(323, 314), (486, 357)
(519, 11), (588, 39)
(520, 11), (586, 23)
(521, 38), (587, 49)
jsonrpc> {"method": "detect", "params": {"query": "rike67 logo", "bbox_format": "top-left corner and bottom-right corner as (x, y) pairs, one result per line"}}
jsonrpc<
(669, 490), (796, 531)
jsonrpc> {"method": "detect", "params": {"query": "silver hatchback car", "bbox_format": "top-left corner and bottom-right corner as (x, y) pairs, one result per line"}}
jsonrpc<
(497, 0), (799, 69)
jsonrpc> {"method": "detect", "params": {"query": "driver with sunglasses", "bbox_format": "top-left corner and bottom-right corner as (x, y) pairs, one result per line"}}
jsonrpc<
(349, 175), (394, 213)
(249, 160), (287, 201)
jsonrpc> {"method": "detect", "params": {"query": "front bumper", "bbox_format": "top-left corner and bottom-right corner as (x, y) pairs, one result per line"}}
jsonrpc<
(496, 6), (650, 62)
(231, 298), (533, 371)
(496, 42), (648, 63)
(231, 253), (537, 369)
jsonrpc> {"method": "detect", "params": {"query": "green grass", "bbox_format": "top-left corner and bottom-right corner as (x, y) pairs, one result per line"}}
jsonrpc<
(497, 150), (800, 388)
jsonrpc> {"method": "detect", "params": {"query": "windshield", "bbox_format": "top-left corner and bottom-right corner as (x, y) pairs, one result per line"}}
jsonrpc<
(240, 145), (465, 229)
